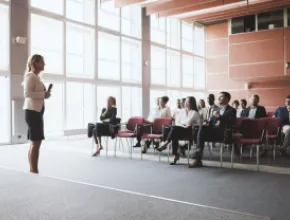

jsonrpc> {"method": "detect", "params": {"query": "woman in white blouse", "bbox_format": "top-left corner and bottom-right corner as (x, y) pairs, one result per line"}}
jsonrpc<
(23, 54), (51, 173)
(135, 96), (172, 152)
(157, 96), (201, 165)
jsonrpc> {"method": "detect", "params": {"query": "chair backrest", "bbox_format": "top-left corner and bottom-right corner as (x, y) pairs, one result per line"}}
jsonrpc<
(266, 117), (281, 135)
(127, 117), (145, 131)
(240, 118), (268, 138)
(235, 118), (249, 130)
(152, 118), (172, 133)
(267, 112), (274, 118)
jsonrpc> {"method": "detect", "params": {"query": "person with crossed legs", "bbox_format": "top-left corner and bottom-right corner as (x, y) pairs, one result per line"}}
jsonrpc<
(189, 92), (236, 168)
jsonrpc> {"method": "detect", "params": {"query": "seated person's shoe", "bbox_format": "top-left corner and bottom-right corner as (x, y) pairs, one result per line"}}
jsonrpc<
(153, 141), (159, 149)
(170, 154), (179, 165)
(145, 140), (152, 149)
(180, 144), (187, 157)
(157, 143), (168, 152)
(188, 160), (203, 168)
(133, 142), (141, 148)
(142, 145), (148, 154)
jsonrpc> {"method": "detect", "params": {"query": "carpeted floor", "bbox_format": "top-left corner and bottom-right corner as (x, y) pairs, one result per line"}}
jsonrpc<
(0, 169), (269, 220)
(0, 139), (290, 220)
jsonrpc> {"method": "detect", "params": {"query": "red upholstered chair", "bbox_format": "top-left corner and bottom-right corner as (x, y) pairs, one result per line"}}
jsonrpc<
(265, 118), (282, 159)
(140, 118), (172, 160)
(235, 118), (268, 170)
(267, 112), (274, 118)
(114, 116), (145, 158)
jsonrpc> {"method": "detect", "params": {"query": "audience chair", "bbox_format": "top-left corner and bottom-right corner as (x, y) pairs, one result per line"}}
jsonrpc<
(89, 118), (121, 156)
(235, 118), (268, 171)
(164, 126), (199, 165)
(265, 118), (282, 160)
(140, 118), (172, 161)
(114, 116), (145, 158)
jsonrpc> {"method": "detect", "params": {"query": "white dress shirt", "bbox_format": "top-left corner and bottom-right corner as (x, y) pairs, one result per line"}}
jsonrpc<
(236, 109), (242, 118)
(176, 109), (201, 127)
(147, 106), (171, 121)
(249, 107), (257, 119)
(23, 72), (45, 112)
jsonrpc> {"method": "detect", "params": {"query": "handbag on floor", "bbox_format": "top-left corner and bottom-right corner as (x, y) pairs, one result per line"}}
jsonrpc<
(87, 123), (95, 138)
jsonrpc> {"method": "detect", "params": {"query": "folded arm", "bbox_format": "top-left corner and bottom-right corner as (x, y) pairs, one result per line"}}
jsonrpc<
(24, 75), (45, 100)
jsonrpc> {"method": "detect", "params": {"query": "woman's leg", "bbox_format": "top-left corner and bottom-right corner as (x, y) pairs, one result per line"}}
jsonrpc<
(157, 126), (175, 151)
(29, 140), (42, 173)
(170, 139), (180, 165)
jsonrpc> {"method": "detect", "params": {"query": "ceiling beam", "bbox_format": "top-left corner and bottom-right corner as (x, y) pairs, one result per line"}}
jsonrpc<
(203, 3), (290, 22)
(183, 0), (290, 22)
(147, 0), (212, 15)
(157, 0), (246, 18)
(115, 0), (171, 8)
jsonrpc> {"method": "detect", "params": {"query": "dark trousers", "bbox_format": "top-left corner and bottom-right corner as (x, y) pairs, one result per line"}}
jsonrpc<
(136, 124), (153, 145)
(93, 123), (111, 144)
(163, 126), (193, 155)
(194, 126), (224, 161)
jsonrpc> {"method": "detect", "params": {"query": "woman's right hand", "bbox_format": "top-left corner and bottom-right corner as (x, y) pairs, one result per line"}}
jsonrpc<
(45, 91), (51, 99)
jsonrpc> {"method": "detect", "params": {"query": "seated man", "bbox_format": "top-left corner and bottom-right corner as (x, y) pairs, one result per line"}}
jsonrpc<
(189, 91), (236, 168)
(204, 94), (220, 124)
(239, 99), (247, 117)
(273, 95), (290, 155)
(242, 94), (266, 118)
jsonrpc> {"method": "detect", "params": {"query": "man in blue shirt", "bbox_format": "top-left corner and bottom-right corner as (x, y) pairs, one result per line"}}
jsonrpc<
(273, 95), (290, 154)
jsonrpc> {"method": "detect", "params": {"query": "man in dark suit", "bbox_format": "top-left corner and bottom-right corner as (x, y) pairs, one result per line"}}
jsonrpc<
(189, 91), (236, 168)
(243, 95), (267, 118)
(274, 95), (290, 153)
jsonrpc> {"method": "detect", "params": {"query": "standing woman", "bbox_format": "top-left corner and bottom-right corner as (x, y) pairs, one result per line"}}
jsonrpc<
(23, 54), (51, 174)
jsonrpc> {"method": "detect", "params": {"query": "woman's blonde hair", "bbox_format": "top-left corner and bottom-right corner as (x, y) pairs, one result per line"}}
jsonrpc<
(108, 96), (116, 107)
(26, 54), (44, 74)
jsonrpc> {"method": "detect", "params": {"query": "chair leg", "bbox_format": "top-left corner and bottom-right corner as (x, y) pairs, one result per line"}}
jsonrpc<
(273, 141), (276, 160)
(230, 144), (234, 168)
(91, 138), (95, 155)
(106, 137), (109, 156)
(187, 141), (190, 165)
(130, 139), (133, 159)
(240, 145), (243, 161)
(256, 145), (260, 171)
(114, 138), (117, 157)
(208, 142), (212, 159)
(250, 146), (253, 160)
(220, 143), (223, 167)
(141, 139), (143, 160)
(168, 144), (170, 163)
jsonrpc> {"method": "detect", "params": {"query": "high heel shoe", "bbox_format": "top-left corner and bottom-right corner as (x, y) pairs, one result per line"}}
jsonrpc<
(170, 154), (180, 165)
(157, 142), (169, 152)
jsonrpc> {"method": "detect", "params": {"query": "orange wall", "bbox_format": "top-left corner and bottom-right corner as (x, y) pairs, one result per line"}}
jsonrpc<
(206, 22), (290, 112)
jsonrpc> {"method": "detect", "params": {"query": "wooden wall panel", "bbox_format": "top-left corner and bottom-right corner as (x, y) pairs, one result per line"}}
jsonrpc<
(207, 39), (228, 57)
(206, 21), (290, 111)
(207, 74), (245, 90)
(229, 62), (284, 78)
(229, 28), (284, 44)
(248, 88), (290, 107)
(206, 22), (228, 41)
(207, 56), (228, 74)
(286, 36), (290, 75)
(229, 38), (284, 65)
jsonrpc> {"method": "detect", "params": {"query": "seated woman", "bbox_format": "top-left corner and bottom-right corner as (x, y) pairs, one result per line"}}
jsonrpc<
(157, 96), (201, 165)
(134, 96), (172, 153)
(92, 96), (117, 157)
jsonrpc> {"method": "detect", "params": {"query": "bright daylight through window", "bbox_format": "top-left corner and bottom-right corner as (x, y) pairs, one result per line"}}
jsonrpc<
(0, 0), (205, 141)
